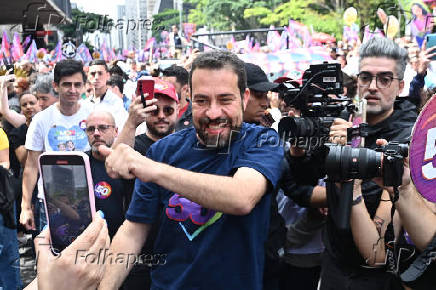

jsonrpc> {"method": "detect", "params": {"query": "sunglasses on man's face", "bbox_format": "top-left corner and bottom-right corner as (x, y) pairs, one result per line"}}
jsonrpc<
(150, 106), (175, 117)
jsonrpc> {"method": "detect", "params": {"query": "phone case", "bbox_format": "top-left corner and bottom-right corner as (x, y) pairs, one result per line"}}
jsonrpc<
(38, 151), (96, 253)
(426, 33), (436, 60)
(136, 78), (155, 101)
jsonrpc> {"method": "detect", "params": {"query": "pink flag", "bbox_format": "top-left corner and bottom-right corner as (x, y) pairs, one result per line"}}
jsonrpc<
(52, 40), (64, 62)
(1, 31), (11, 60)
(144, 37), (155, 51)
(24, 40), (37, 62)
(11, 32), (23, 61)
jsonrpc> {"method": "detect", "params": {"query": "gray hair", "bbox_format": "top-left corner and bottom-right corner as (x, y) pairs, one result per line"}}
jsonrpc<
(31, 73), (58, 98)
(359, 37), (409, 79)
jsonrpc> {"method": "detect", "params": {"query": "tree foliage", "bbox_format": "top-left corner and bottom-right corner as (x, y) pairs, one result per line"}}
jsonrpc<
(58, 8), (113, 38)
(180, 0), (403, 40)
(244, 0), (342, 38)
(151, 9), (180, 41)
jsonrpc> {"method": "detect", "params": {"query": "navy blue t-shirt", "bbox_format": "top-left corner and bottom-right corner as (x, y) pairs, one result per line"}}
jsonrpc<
(126, 123), (284, 290)
(88, 153), (134, 238)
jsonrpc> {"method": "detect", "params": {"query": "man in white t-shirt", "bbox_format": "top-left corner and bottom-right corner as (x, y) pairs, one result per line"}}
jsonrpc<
(20, 59), (93, 231)
(86, 59), (128, 129)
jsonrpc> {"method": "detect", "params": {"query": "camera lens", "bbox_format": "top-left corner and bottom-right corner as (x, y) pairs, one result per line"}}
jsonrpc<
(325, 146), (383, 181)
(289, 117), (316, 137)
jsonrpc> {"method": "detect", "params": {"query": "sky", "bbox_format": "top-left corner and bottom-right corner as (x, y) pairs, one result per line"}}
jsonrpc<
(71, 0), (125, 19)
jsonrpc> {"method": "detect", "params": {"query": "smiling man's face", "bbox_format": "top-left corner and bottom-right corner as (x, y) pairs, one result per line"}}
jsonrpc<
(191, 67), (249, 148)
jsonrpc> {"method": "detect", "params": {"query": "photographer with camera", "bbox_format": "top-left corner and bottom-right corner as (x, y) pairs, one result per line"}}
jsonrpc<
(322, 37), (418, 290)
(349, 137), (436, 289)
(284, 37), (418, 289)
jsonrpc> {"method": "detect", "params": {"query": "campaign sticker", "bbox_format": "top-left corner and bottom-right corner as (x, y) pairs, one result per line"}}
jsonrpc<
(79, 120), (87, 130)
(94, 182), (112, 199)
(409, 95), (436, 202)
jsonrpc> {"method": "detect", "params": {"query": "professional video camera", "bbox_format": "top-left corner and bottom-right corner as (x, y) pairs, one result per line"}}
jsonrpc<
(277, 62), (364, 150)
(324, 142), (408, 186)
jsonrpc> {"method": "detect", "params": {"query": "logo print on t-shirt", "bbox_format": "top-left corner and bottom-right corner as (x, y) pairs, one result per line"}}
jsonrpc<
(94, 182), (112, 199)
(166, 194), (222, 241)
(79, 120), (87, 130)
(48, 125), (89, 151)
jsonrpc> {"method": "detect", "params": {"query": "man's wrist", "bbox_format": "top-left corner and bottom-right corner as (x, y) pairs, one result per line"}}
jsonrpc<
(352, 194), (363, 206)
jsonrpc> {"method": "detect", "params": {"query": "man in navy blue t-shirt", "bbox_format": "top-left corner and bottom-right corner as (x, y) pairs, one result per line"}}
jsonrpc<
(99, 51), (284, 290)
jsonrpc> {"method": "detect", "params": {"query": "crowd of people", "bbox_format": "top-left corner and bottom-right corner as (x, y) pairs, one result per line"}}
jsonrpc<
(0, 34), (435, 290)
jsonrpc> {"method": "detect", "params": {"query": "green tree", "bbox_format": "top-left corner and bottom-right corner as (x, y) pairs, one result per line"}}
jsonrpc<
(244, 0), (342, 38)
(58, 8), (113, 38)
(152, 9), (180, 41)
(186, 0), (282, 31)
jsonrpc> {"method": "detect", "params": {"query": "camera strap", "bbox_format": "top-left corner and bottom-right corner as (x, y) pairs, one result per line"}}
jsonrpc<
(400, 232), (436, 282)
(384, 186), (400, 275)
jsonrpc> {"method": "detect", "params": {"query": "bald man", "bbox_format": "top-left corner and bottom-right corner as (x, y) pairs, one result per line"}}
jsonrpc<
(85, 111), (134, 239)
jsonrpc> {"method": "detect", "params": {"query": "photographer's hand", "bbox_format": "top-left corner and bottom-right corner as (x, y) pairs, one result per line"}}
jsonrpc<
(372, 139), (411, 196)
(288, 109), (306, 157)
(329, 118), (352, 145)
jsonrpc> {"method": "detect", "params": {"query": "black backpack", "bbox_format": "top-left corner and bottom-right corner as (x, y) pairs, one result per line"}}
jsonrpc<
(0, 166), (17, 229)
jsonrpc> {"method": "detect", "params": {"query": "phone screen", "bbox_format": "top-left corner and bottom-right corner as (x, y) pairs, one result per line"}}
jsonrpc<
(426, 33), (436, 60)
(40, 156), (93, 253)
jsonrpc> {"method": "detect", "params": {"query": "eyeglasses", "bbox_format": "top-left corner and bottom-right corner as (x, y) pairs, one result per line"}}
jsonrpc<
(357, 72), (401, 89)
(150, 106), (175, 117)
(85, 124), (115, 134)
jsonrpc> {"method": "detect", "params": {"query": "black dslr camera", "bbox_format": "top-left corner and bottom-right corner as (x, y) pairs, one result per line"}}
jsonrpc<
(324, 142), (408, 186)
(277, 62), (361, 151)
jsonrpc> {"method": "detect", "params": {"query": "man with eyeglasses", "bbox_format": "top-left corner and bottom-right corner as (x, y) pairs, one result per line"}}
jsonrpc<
(20, 60), (93, 232)
(84, 111), (133, 239)
(318, 37), (418, 290)
(86, 59), (128, 129)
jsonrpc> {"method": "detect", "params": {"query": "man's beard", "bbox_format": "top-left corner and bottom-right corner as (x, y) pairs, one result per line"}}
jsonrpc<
(195, 117), (242, 149)
(91, 138), (113, 157)
(147, 121), (175, 139)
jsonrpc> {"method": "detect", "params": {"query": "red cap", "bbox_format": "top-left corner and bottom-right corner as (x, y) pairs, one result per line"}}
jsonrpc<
(154, 78), (179, 103)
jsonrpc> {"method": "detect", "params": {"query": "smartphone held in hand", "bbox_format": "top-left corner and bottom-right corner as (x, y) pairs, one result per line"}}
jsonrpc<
(38, 152), (96, 254)
(136, 77), (155, 108)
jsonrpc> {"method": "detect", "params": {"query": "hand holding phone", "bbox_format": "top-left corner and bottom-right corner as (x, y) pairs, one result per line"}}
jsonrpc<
(425, 33), (436, 61)
(33, 213), (109, 289)
(136, 77), (155, 108)
(39, 152), (96, 253)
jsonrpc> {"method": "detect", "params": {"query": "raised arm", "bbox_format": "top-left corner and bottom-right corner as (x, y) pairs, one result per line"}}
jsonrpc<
(350, 181), (394, 266)
(101, 144), (269, 215)
(0, 75), (26, 128)
(112, 96), (156, 148)
(396, 184), (436, 251)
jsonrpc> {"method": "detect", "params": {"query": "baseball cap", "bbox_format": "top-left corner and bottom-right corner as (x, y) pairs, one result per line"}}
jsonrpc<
(245, 63), (279, 92)
(153, 78), (179, 103)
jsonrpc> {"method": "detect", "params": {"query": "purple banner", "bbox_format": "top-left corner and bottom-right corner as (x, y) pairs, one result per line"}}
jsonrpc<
(410, 95), (436, 202)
